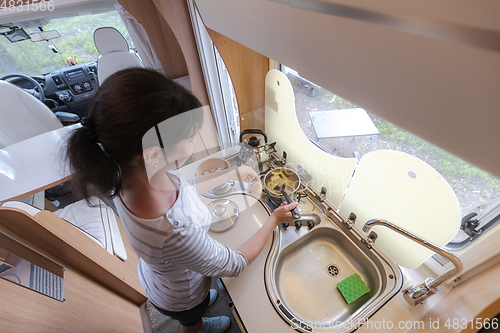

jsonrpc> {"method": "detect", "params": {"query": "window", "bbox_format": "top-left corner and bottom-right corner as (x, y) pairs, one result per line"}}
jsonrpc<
(0, 10), (133, 77)
(282, 65), (500, 247)
(188, 0), (240, 146)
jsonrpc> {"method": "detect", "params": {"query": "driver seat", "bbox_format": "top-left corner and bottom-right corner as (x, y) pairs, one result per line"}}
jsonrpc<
(0, 80), (62, 149)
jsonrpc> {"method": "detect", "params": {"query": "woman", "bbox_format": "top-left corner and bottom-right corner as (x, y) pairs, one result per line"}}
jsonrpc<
(66, 68), (298, 333)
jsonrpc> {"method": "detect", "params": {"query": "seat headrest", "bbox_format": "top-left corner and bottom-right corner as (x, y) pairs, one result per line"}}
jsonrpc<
(94, 27), (129, 55)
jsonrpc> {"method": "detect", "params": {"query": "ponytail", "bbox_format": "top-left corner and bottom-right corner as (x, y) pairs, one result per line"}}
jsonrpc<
(66, 125), (122, 200)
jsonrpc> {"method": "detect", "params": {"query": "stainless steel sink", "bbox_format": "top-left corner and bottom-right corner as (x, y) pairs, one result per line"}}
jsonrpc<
(265, 191), (402, 333)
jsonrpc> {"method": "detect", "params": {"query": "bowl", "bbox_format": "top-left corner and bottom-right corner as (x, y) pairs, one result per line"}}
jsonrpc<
(196, 158), (229, 176)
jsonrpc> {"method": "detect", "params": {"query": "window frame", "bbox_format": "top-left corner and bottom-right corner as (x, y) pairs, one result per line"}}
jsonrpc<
(280, 64), (500, 251)
(187, 0), (239, 148)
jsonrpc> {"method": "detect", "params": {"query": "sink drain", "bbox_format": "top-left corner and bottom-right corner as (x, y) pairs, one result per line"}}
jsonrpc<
(327, 264), (340, 277)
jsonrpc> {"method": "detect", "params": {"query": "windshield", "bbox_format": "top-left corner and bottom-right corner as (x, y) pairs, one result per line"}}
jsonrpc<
(0, 10), (134, 76)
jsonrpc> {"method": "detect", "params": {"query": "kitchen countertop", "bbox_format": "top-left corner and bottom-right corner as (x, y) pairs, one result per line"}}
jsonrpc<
(178, 148), (498, 332)
(205, 202), (453, 333)
(178, 147), (292, 331)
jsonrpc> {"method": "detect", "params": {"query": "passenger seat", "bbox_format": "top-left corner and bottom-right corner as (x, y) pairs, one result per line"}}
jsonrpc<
(94, 27), (144, 85)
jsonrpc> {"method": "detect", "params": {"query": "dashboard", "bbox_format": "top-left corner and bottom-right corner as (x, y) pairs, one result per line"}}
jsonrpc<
(51, 62), (98, 103)
(10, 61), (99, 118)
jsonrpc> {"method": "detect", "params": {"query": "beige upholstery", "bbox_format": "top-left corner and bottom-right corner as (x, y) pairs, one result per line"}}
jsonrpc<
(94, 27), (144, 85)
(0, 200), (121, 256)
(0, 80), (64, 210)
(0, 81), (62, 149)
(1, 200), (108, 248)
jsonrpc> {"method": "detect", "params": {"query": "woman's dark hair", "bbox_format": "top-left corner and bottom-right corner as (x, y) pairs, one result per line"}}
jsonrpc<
(66, 68), (203, 200)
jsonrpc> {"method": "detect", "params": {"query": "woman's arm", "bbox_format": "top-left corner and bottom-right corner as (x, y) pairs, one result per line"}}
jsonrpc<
(195, 165), (258, 194)
(160, 202), (298, 276)
(237, 202), (298, 264)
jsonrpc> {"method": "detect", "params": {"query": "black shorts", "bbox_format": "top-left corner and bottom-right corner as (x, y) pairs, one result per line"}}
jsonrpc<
(152, 292), (211, 327)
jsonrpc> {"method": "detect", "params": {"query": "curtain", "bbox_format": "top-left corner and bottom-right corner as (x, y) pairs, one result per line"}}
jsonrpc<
(114, 4), (164, 74)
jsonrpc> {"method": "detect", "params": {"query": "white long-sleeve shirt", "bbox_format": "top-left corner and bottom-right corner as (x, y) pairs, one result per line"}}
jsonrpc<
(114, 172), (249, 311)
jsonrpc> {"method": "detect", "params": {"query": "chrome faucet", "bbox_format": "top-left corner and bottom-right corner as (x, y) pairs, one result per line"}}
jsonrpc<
(362, 219), (463, 306)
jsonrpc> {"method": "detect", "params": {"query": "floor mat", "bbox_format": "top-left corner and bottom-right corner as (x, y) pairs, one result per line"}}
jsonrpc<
(147, 278), (243, 333)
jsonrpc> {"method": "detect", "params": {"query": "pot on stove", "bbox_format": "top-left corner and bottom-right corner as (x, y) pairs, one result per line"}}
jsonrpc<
(260, 167), (307, 206)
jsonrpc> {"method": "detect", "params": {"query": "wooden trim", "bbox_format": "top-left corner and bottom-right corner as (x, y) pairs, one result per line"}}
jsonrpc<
(151, 0), (209, 106)
(118, 0), (209, 104)
(0, 207), (146, 305)
(460, 298), (500, 333)
(118, 0), (189, 80)
(0, 232), (63, 278)
(269, 59), (280, 71)
(0, 247), (18, 268)
(44, 198), (58, 212)
(117, 0), (217, 148)
(0, 258), (144, 332)
(412, 262), (500, 332)
(206, 28), (269, 131)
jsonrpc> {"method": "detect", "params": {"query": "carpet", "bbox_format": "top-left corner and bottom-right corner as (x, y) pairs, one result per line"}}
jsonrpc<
(147, 278), (243, 333)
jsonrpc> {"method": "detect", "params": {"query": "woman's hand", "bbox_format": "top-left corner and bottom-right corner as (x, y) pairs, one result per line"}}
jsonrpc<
(269, 202), (299, 226)
(195, 165), (258, 194)
(236, 165), (259, 183)
(237, 200), (299, 265)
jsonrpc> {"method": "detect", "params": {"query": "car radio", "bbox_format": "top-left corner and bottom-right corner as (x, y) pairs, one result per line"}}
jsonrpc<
(61, 67), (93, 95)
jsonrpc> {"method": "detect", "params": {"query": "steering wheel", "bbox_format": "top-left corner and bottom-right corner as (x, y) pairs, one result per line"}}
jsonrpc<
(0, 73), (45, 102)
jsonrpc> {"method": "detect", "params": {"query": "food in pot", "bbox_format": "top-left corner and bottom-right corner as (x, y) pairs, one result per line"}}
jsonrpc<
(267, 169), (296, 194)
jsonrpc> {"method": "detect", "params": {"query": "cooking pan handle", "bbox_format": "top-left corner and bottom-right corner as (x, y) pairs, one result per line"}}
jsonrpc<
(239, 129), (268, 143)
(281, 191), (301, 220)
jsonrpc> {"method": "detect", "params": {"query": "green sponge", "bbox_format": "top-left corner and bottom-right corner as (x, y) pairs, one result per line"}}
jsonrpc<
(337, 273), (370, 304)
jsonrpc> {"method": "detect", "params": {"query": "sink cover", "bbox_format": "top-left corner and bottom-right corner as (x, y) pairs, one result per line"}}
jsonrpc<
(265, 200), (402, 332)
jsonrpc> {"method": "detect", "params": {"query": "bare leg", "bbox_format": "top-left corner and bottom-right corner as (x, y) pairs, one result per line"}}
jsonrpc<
(180, 319), (203, 333)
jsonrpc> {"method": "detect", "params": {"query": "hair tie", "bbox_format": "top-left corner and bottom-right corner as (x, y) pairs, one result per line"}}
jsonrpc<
(81, 117), (96, 140)
(96, 141), (123, 184)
